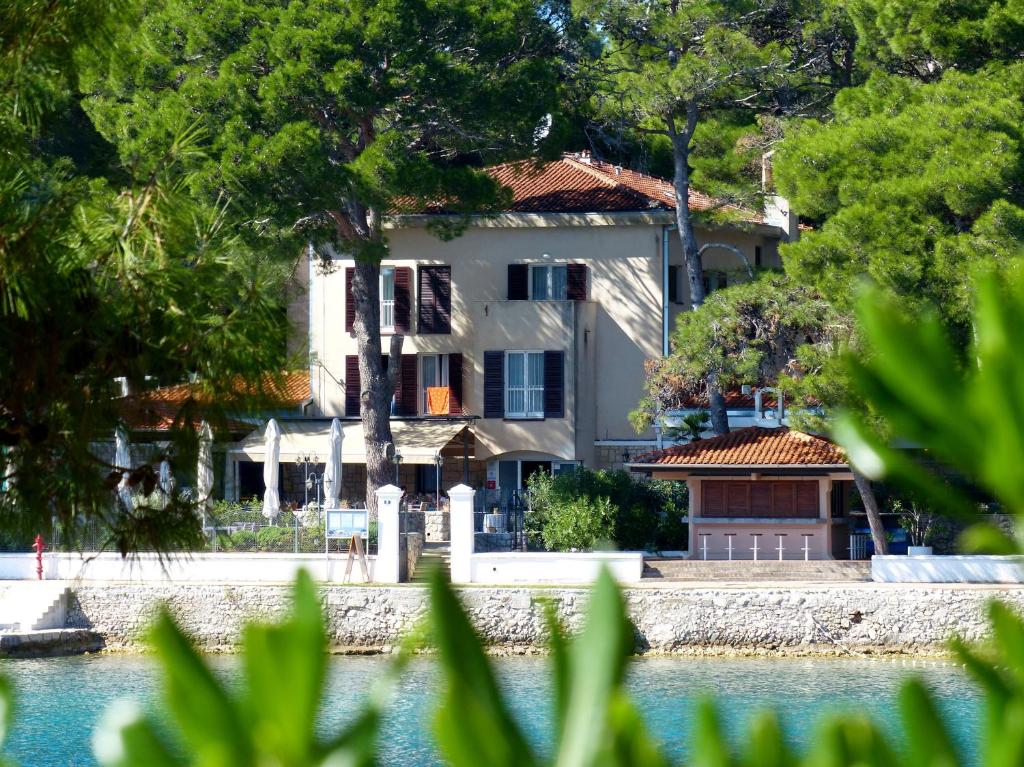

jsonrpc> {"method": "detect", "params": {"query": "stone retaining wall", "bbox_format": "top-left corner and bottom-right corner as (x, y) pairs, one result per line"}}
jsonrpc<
(64, 582), (1024, 655)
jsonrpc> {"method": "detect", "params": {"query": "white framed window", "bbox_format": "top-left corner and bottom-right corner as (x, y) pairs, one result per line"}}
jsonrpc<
(505, 351), (544, 418)
(421, 353), (450, 414)
(530, 264), (568, 300)
(380, 267), (395, 330)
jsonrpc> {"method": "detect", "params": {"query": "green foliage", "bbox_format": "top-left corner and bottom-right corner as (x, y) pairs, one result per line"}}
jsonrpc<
(83, 0), (566, 256)
(576, 0), (854, 225)
(0, 0), (291, 554)
(633, 274), (851, 431)
(527, 469), (687, 552)
(848, 0), (1024, 76)
(663, 412), (711, 443)
(254, 526), (293, 553)
(223, 530), (256, 552)
(776, 65), (1024, 343)
(836, 270), (1024, 552)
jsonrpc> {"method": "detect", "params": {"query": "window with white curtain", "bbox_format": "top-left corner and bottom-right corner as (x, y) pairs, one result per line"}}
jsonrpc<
(530, 265), (567, 300)
(380, 267), (395, 329)
(505, 351), (544, 418)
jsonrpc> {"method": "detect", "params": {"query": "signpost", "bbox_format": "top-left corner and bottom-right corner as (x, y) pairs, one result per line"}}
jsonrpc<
(326, 508), (370, 582)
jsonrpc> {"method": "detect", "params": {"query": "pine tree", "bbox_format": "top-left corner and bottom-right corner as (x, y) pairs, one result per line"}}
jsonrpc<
(84, 0), (566, 507)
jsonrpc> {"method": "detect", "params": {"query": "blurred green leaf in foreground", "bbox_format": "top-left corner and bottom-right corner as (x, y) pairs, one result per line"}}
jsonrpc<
(835, 272), (1024, 554)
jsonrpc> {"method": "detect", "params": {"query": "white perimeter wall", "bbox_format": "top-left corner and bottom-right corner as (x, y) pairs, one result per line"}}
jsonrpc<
(0, 553), (377, 584)
(873, 555), (1024, 584)
(470, 552), (644, 585)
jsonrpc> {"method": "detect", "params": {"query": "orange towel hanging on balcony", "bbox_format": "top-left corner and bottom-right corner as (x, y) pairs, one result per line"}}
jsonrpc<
(426, 386), (450, 415)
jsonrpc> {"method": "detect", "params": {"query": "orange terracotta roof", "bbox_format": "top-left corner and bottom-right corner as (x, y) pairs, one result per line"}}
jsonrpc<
(409, 154), (765, 223)
(121, 372), (309, 432)
(634, 427), (846, 467)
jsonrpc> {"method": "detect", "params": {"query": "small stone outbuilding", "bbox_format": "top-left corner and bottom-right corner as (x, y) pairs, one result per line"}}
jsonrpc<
(630, 427), (855, 560)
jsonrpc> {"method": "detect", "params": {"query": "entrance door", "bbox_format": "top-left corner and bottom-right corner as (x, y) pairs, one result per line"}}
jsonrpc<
(520, 460), (552, 489)
(498, 460), (519, 491)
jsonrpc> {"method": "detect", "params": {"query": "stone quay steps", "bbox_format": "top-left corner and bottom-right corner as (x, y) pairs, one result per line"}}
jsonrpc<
(0, 581), (71, 631)
(411, 542), (451, 583)
(644, 559), (872, 582)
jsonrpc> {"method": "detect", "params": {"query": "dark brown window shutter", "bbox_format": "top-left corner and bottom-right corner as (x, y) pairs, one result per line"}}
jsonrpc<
(566, 264), (588, 301)
(543, 350), (564, 418)
(772, 481), (795, 515)
(796, 481), (818, 516)
(396, 354), (418, 415)
(483, 351), (504, 418)
(344, 355), (360, 416)
(703, 482), (725, 515)
(507, 264), (528, 300)
(448, 353), (463, 415)
(668, 265), (678, 304)
(750, 483), (771, 516)
(345, 268), (355, 333)
(394, 267), (412, 333)
(726, 482), (749, 515)
(418, 266), (451, 334)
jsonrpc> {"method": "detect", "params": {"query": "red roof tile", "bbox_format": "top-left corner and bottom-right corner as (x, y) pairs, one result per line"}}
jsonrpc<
(121, 372), (309, 432)
(676, 390), (784, 410)
(634, 427), (846, 467)
(409, 154), (765, 223)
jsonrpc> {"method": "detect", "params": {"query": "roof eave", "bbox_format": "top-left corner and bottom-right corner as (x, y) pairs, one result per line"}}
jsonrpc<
(626, 462), (848, 470)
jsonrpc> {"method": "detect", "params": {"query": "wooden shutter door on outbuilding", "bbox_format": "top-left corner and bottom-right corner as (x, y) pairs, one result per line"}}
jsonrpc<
(483, 351), (504, 418)
(345, 355), (360, 416)
(543, 350), (564, 418)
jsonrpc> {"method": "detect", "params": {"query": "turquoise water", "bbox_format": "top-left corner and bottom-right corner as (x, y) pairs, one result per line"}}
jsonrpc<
(3, 654), (982, 765)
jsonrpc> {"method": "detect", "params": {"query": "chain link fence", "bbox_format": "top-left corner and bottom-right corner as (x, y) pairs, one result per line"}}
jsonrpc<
(41, 501), (377, 555)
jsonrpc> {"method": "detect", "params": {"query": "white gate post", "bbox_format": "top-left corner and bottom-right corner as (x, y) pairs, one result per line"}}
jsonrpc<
(374, 484), (403, 583)
(448, 484), (476, 584)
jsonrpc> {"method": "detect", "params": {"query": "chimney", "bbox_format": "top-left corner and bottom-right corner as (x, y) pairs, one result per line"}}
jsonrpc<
(762, 151), (799, 242)
(577, 150), (591, 164)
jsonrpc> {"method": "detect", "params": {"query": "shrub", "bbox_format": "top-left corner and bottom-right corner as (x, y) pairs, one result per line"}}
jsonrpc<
(526, 469), (688, 552)
(226, 530), (257, 552)
(209, 499), (264, 527)
(540, 495), (616, 551)
(256, 526), (293, 552)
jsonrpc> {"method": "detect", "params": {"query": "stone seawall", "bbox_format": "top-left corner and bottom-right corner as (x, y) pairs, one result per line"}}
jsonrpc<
(65, 582), (1024, 656)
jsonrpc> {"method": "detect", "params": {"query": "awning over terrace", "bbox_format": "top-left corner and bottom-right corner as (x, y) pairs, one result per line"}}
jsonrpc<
(232, 419), (471, 464)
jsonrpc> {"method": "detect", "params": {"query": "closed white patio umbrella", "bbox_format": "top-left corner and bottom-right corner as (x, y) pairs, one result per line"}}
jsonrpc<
(196, 421), (214, 527)
(262, 418), (281, 522)
(324, 418), (343, 509)
(114, 426), (133, 511)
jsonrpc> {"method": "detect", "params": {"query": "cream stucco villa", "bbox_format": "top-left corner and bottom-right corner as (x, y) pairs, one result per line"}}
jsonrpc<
(212, 152), (798, 502)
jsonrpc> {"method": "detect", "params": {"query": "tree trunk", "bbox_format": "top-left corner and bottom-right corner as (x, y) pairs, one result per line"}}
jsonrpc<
(669, 110), (730, 435)
(350, 253), (403, 516)
(852, 467), (888, 555)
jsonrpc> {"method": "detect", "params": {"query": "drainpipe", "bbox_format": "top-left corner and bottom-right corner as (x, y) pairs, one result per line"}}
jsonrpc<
(661, 225), (676, 357)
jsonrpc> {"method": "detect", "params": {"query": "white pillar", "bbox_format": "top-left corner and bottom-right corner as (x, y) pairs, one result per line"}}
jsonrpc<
(374, 484), (403, 584)
(448, 484), (476, 584)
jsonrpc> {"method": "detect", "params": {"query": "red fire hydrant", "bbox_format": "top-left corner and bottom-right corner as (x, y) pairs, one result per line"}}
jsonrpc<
(32, 534), (44, 580)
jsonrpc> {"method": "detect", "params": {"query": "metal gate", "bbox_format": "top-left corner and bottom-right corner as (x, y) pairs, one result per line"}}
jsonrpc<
(474, 488), (527, 552)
